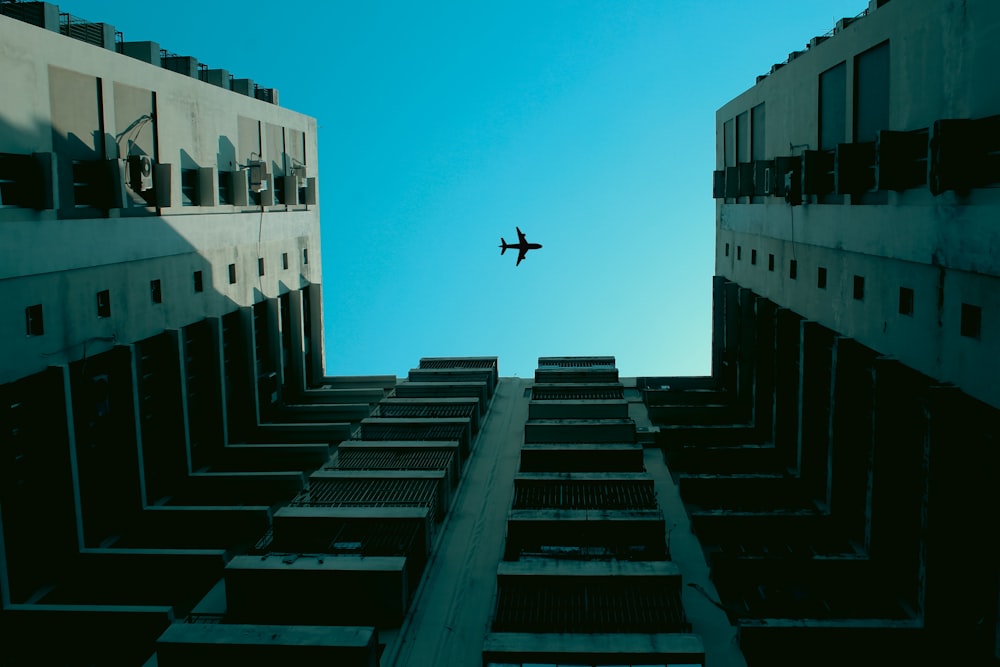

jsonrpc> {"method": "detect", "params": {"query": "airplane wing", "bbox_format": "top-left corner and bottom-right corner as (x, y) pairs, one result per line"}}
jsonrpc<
(516, 227), (527, 244)
(516, 247), (528, 266)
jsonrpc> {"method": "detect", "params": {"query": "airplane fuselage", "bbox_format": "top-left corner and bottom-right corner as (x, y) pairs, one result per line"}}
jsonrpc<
(499, 227), (543, 266)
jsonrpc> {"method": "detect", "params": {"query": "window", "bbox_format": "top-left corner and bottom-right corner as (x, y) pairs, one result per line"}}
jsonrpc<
(303, 248), (309, 264)
(97, 289), (111, 317)
(853, 275), (865, 300)
(282, 252), (289, 270)
(854, 42), (890, 143)
(961, 303), (981, 339)
(737, 246), (742, 261)
(228, 263), (237, 284)
(751, 249), (757, 265)
(819, 62), (847, 151)
(725, 243), (730, 257)
(218, 171), (233, 205)
(150, 279), (162, 303)
(768, 253), (775, 271)
(817, 267), (827, 289)
(899, 286), (913, 316)
(258, 258), (265, 276)
(25, 304), (43, 336)
(789, 259), (797, 279)
(193, 270), (204, 293)
(751, 103), (766, 161)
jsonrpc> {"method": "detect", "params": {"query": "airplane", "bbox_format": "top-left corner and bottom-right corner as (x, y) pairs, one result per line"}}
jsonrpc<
(499, 227), (542, 266)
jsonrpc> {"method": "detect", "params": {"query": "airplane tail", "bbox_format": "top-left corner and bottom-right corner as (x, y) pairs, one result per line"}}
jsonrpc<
(499, 238), (507, 255)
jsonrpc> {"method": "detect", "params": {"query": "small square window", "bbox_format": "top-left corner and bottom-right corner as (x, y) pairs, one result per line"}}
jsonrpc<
(768, 253), (775, 271)
(282, 252), (289, 270)
(817, 267), (827, 289)
(853, 275), (865, 300)
(193, 270), (204, 293)
(150, 279), (162, 304)
(228, 263), (237, 284)
(258, 258), (265, 276)
(736, 246), (742, 261)
(97, 290), (111, 318)
(789, 259), (797, 279)
(899, 287), (914, 316)
(751, 249), (757, 265)
(961, 303), (981, 339)
(25, 304), (44, 336)
(303, 248), (309, 265)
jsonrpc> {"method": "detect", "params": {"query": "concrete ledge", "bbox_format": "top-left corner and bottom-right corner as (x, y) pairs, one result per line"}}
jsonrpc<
(406, 368), (496, 397)
(377, 397), (481, 432)
(277, 403), (373, 422)
(518, 443), (645, 472)
(1, 604), (174, 666)
(505, 509), (666, 559)
(482, 632), (704, 666)
(524, 419), (636, 444)
(225, 554), (409, 626)
(156, 623), (378, 666)
(528, 399), (629, 420)
(392, 381), (490, 408)
(497, 559), (681, 578)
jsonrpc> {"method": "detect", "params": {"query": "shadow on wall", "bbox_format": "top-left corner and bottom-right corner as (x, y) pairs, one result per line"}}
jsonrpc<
(0, 112), (285, 665)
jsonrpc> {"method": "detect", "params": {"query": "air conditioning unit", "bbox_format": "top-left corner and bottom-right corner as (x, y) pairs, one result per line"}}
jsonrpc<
(127, 155), (154, 192)
(247, 161), (269, 193)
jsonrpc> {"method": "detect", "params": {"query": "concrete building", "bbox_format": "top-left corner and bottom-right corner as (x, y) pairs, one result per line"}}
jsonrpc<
(2, 0), (999, 665)
(703, 0), (1000, 663)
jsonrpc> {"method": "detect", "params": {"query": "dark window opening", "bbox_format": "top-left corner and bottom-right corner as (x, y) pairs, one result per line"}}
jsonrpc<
(193, 271), (204, 293)
(228, 263), (237, 285)
(725, 243), (730, 257)
(853, 275), (865, 300)
(899, 287), (914, 316)
(218, 171), (233, 205)
(818, 267), (827, 289)
(25, 304), (43, 336)
(258, 258), (265, 276)
(768, 253), (775, 271)
(181, 168), (198, 206)
(282, 252), (289, 270)
(790, 260), (798, 279)
(150, 279), (162, 304)
(961, 303), (981, 339)
(97, 290), (111, 318)
(737, 246), (742, 261)
(751, 249), (757, 265)
(303, 248), (309, 265)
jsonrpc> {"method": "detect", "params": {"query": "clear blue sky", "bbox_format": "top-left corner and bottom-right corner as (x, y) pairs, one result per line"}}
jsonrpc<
(70, 0), (865, 378)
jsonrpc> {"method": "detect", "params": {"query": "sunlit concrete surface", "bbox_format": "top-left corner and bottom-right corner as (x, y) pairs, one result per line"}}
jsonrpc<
(385, 377), (526, 667)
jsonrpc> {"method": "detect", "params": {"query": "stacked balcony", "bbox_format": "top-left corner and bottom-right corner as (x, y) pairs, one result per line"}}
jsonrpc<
(485, 356), (705, 666)
(207, 356), (497, 659)
(641, 277), (1000, 664)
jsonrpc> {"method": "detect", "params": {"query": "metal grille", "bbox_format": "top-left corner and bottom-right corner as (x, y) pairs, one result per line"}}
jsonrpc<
(330, 448), (455, 472)
(290, 478), (438, 521)
(531, 386), (624, 400)
(513, 480), (656, 510)
(59, 13), (106, 47)
(419, 359), (496, 370)
(537, 358), (616, 368)
(355, 423), (465, 441)
(372, 403), (475, 419)
(493, 579), (688, 633)
(320, 521), (422, 557)
(0, 2), (47, 27)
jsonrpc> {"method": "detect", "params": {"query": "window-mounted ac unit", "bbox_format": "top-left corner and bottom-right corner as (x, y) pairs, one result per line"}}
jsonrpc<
(247, 160), (269, 193)
(127, 155), (154, 192)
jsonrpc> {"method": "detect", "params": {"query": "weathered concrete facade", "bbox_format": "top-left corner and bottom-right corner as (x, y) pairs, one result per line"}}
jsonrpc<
(714, 0), (1000, 408)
